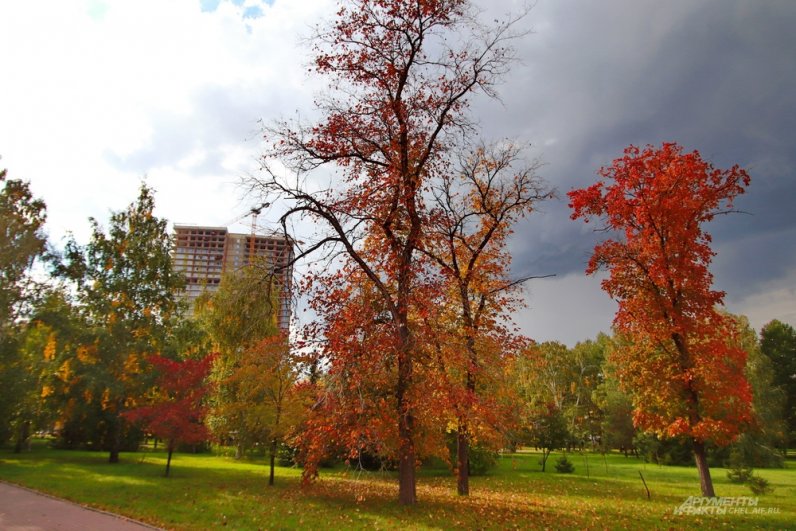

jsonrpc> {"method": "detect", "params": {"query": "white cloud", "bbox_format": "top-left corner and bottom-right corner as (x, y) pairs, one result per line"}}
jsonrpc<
(1, 0), (793, 347)
(0, 0), (333, 243)
(727, 268), (796, 333)
(515, 272), (617, 347)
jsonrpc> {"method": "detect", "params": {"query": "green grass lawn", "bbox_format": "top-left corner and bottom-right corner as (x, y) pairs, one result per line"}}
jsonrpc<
(0, 443), (793, 529)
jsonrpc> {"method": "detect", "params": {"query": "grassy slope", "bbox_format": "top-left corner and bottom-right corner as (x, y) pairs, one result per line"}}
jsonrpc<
(0, 445), (793, 530)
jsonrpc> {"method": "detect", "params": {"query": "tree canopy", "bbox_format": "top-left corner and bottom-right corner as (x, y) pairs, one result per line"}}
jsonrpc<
(569, 142), (753, 497)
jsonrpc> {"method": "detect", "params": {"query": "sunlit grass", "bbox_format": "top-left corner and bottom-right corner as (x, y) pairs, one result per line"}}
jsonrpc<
(0, 443), (793, 529)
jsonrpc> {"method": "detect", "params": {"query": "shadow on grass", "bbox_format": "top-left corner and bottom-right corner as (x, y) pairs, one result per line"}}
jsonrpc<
(1, 447), (792, 530)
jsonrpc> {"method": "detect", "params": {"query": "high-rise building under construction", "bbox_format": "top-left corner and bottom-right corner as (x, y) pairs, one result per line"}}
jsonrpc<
(172, 225), (293, 330)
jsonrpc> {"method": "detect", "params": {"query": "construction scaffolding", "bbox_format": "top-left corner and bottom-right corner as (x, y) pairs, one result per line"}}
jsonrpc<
(172, 224), (293, 331)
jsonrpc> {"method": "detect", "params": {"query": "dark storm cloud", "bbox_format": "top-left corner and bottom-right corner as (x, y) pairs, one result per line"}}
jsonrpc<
(475, 0), (796, 300)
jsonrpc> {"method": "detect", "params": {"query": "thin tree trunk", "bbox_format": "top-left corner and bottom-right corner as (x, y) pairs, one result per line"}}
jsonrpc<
(693, 440), (715, 497)
(165, 441), (174, 477)
(108, 418), (121, 464)
(269, 438), (277, 486)
(455, 322), (480, 496)
(457, 419), (470, 496)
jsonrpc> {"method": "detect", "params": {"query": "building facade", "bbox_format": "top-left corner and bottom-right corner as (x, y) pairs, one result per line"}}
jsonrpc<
(172, 224), (293, 331)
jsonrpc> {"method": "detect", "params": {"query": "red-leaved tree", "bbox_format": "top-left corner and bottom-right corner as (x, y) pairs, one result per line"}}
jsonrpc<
(125, 354), (215, 477)
(255, 0), (528, 505)
(568, 142), (753, 497)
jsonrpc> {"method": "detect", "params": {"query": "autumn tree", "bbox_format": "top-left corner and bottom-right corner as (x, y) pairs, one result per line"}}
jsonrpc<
(1, 288), (78, 451)
(298, 270), (451, 480)
(569, 142), (753, 497)
(56, 184), (185, 462)
(0, 168), (47, 337)
(224, 335), (308, 485)
(423, 141), (549, 495)
(124, 354), (214, 477)
(254, 0), (528, 505)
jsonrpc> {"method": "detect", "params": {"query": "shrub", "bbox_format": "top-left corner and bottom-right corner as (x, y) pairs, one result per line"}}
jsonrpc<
(276, 443), (297, 467)
(747, 476), (774, 495)
(727, 464), (754, 484)
(726, 446), (755, 483)
(468, 445), (499, 476)
(554, 455), (575, 473)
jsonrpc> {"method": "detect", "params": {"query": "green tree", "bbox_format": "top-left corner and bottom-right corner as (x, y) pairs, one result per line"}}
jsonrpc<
(0, 168), (46, 334)
(56, 184), (185, 462)
(0, 168), (47, 447)
(512, 340), (604, 450)
(225, 335), (308, 485)
(196, 259), (281, 458)
(528, 404), (569, 472)
(566, 338), (605, 448)
(594, 376), (636, 455)
(721, 315), (785, 466)
(760, 320), (796, 447)
(2, 288), (75, 450)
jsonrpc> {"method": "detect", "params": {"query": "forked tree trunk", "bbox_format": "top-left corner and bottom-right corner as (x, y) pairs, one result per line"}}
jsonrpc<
(693, 440), (715, 497)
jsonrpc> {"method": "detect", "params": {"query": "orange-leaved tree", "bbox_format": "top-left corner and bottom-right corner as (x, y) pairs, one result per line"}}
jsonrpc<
(124, 353), (214, 477)
(298, 268), (451, 484)
(255, 0), (529, 505)
(568, 142), (753, 497)
(423, 141), (550, 495)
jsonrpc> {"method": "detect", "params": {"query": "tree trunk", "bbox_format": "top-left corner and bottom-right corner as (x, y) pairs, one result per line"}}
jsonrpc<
(108, 418), (121, 464)
(693, 440), (715, 497)
(269, 438), (277, 486)
(541, 449), (548, 472)
(165, 441), (174, 477)
(13, 421), (30, 453)
(397, 325), (417, 505)
(456, 419), (470, 496)
(455, 329), (479, 497)
(673, 334), (716, 497)
(235, 443), (244, 460)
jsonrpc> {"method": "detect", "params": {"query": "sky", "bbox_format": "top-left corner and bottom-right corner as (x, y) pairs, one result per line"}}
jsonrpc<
(1, 0), (794, 346)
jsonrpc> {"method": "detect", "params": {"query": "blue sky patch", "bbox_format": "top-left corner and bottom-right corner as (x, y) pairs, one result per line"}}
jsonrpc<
(200, 0), (272, 15)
